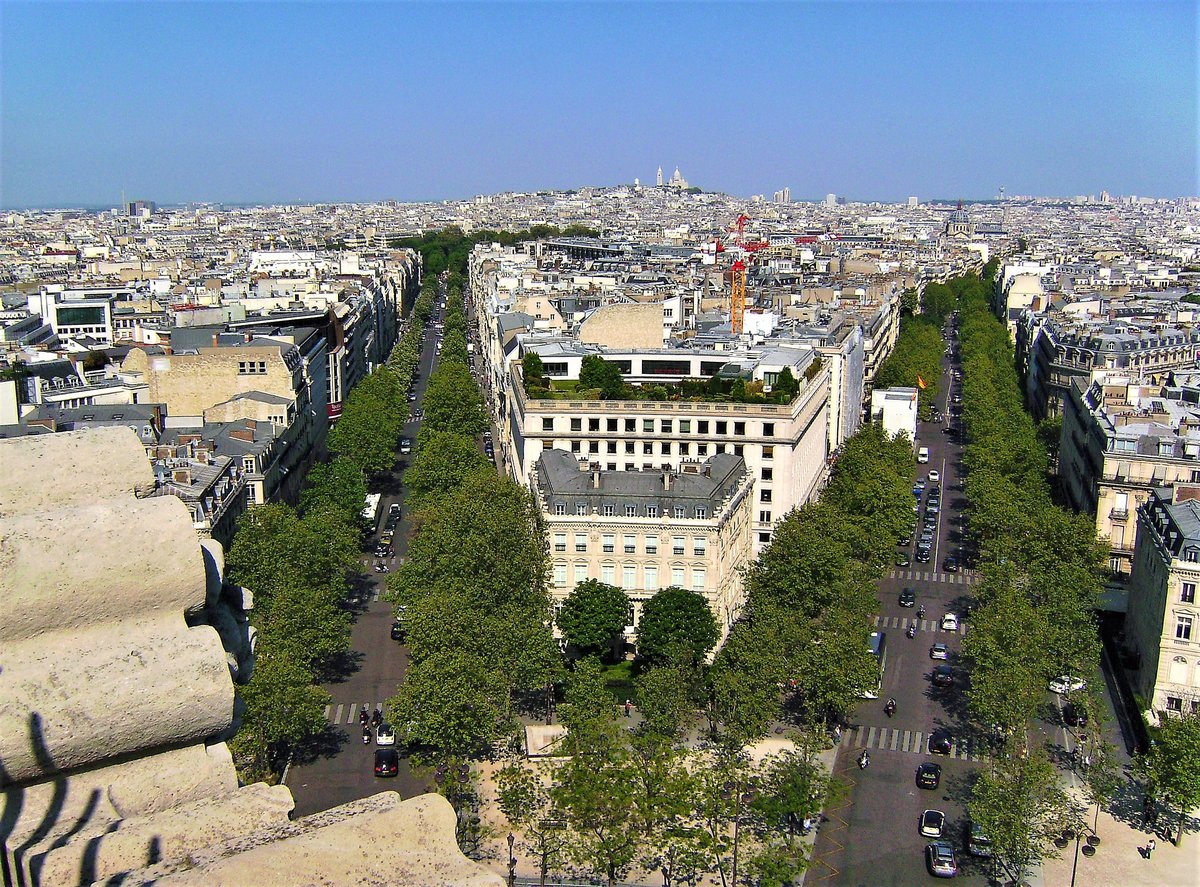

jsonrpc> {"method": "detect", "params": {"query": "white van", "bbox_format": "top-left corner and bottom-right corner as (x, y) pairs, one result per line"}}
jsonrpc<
(917, 446), (930, 464)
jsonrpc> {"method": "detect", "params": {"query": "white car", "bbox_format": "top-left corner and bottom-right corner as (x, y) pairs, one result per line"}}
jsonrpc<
(928, 470), (941, 483)
(376, 723), (396, 746)
(920, 809), (946, 838)
(929, 642), (949, 661)
(1049, 676), (1087, 696)
(940, 613), (960, 632)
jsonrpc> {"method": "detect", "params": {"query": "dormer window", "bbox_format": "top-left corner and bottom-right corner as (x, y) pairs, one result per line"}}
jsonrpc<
(1185, 547), (1199, 563)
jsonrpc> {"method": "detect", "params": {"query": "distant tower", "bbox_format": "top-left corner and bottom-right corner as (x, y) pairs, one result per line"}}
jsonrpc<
(657, 166), (664, 187)
(908, 196), (919, 209)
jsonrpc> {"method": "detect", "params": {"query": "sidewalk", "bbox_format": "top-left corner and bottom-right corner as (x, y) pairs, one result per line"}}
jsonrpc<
(1039, 802), (1199, 887)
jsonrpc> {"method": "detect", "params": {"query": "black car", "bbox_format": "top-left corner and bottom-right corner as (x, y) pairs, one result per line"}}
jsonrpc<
(390, 621), (404, 641)
(374, 748), (400, 777)
(942, 555), (959, 573)
(916, 546), (932, 563)
(917, 762), (942, 789)
(931, 665), (954, 687)
(929, 730), (953, 755)
(899, 587), (917, 607)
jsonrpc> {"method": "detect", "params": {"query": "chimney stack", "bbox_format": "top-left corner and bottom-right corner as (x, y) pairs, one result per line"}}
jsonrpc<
(211, 333), (219, 348)
(662, 468), (672, 491)
(592, 469), (601, 489)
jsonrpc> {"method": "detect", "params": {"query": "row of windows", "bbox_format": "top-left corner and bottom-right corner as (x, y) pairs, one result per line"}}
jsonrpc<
(560, 439), (775, 460)
(238, 361), (268, 375)
(545, 417), (776, 437)
(553, 561), (707, 592)
(553, 502), (709, 519)
(554, 533), (708, 556)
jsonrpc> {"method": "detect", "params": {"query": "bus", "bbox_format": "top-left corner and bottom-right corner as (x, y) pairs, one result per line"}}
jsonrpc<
(861, 631), (887, 699)
(361, 493), (382, 528)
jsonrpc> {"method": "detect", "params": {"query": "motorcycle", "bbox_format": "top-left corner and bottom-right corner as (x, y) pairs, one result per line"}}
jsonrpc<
(906, 624), (917, 639)
(916, 605), (926, 620)
(884, 699), (897, 718)
(362, 726), (372, 744)
(359, 707), (370, 727)
(857, 751), (870, 770)
(371, 708), (383, 729)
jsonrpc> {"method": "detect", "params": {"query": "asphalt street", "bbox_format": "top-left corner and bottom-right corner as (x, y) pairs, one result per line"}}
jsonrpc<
(810, 319), (998, 886)
(285, 291), (449, 817)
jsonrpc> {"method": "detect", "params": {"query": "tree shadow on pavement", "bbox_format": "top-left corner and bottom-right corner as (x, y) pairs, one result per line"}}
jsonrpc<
(292, 724), (349, 766)
(319, 649), (365, 684)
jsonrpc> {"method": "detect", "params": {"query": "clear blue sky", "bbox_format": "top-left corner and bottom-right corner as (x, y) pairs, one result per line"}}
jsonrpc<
(1, 1), (1195, 208)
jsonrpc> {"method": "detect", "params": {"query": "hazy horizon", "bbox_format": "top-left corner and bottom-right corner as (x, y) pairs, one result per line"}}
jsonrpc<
(2, 1), (1196, 209)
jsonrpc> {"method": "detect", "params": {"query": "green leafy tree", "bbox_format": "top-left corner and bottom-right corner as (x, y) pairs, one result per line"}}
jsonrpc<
(230, 645), (329, 781)
(635, 662), (702, 741)
(557, 580), (630, 659)
(579, 355), (626, 399)
(969, 750), (1078, 885)
(773, 366), (799, 402)
(523, 351), (545, 389)
(422, 361), (487, 437)
(387, 647), (509, 759)
(403, 430), (490, 509)
(298, 457), (366, 519)
(1141, 712), (1200, 844)
(636, 587), (719, 666)
(496, 764), (570, 887)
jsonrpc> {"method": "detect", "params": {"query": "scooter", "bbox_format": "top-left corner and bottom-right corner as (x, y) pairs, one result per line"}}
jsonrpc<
(858, 751), (870, 769)
(884, 699), (897, 718)
(362, 726), (372, 745)
(916, 605), (926, 620)
(907, 624), (917, 639)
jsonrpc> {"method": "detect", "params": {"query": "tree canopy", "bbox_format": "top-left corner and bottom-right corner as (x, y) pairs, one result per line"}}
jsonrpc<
(635, 587), (719, 667)
(557, 580), (630, 659)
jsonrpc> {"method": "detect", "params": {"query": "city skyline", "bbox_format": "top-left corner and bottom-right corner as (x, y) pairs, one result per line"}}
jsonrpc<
(1, 1), (1196, 209)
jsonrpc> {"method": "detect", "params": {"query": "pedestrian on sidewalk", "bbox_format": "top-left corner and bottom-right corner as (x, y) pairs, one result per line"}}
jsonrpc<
(1146, 838), (1156, 859)
(624, 699), (632, 717)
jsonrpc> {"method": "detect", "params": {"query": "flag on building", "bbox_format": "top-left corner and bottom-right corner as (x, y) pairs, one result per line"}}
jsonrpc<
(917, 375), (927, 390)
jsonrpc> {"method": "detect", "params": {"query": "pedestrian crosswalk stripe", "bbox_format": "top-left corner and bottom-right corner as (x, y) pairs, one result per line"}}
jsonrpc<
(912, 731), (923, 752)
(866, 726), (877, 748)
(333, 704), (343, 725)
(324, 705), (332, 720)
(902, 730), (912, 752)
(890, 729), (900, 751)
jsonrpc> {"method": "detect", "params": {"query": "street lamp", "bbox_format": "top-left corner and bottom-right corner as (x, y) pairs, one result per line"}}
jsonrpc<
(507, 832), (516, 887)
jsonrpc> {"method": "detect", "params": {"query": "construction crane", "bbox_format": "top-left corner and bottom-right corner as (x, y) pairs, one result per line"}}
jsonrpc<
(731, 258), (747, 335)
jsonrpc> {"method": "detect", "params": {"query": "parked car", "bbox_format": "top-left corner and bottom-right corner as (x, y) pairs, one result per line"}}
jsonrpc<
(896, 551), (911, 567)
(899, 587), (917, 607)
(926, 841), (958, 878)
(1063, 701), (1088, 728)
(941, 613), (960, 632)
(374, 748), (399, 777)
(930, 642), (949, 661)
(920, 809), (946, 838)
(1049, 675), (1087, 696)
(932, 664), (955, 687)
(928, 730), (953, 755)
(967, 821), (993, 857)
(916, 762), (942, 789)
(916, 546), (932, 563)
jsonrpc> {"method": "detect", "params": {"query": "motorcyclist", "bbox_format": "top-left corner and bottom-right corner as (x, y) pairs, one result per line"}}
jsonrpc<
(858, 750), (870, 769)
(885, 698), (897, 717)
(916, 605), (926, 620)
(907, 624), (917, 638)
(362, 725), (371, 744)
(359, 705), (369, 726)
(371, 708), (383, 728)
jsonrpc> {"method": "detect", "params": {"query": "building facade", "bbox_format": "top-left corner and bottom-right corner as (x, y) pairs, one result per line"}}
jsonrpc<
(1128, 488), (1200, 720)
(533, 449), (754, 648)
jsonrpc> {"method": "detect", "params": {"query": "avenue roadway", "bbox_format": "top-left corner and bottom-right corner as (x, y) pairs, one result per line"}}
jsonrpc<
(285, 291), (449, 816)
(809, 318), (997, 886)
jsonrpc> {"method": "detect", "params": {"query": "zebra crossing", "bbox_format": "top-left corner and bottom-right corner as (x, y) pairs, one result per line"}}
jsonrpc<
(872, 614), (967, 635)
(839, 724), (988, 762)
(326, 701), (389, 725)
(889, 568), (976, 585)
